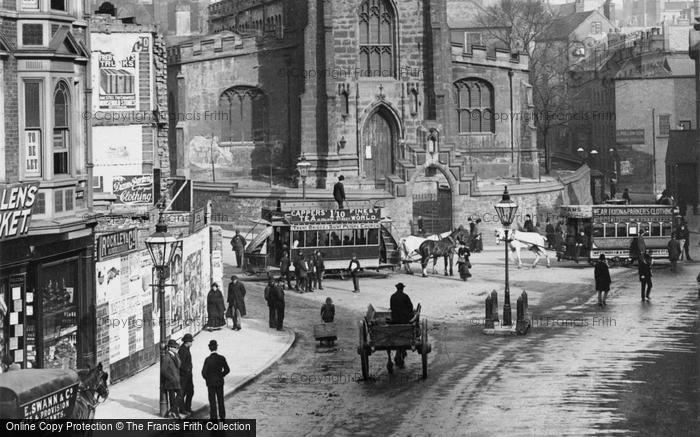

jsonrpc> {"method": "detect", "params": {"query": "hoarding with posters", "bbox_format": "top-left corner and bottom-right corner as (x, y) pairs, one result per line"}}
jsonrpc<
(91, 33), (152, 111)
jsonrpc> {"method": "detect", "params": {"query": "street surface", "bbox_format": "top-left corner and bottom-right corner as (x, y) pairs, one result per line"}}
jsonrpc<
(203, 241), (699, 436)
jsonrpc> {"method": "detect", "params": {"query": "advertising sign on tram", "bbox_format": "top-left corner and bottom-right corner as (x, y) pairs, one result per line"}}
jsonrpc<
(289, 208), (381, 223)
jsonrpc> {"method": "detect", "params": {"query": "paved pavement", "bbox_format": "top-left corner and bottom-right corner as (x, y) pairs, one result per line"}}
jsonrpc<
(94, 228), (294, 420)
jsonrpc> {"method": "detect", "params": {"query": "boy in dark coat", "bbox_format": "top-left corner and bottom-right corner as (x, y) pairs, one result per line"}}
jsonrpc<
(178, 333), (194, 414)
(227, 276), (247, 330)
(321, 297), (335, 323)
(201, 340), (230, 420)
(264, 279), (277, 328)
(273, 277), (285, 330)
(594, 254), (611, 306)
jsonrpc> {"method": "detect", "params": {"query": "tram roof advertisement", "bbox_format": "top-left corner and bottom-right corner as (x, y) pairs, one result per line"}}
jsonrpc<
(288, 208), (382, 224)
(561, 205), (675, 222)
(560, 205), (592, 218)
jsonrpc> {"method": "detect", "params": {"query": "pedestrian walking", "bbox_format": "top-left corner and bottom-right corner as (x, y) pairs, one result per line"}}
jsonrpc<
(231, 230), (247, 268)
(679, 223), (693, 261)
(545, 219), (555, 250)
(348, 254), (361, 293)
(201, 340), (230, 421)
(523, 214), (535, 232)
(467, 217), (475, 250)
(629, 231), (646, 265)
(206, 283), (226, 331)
(227, 276), (247, 330)
(638, 253), (653, 302)
(273, 277), (285, 330)
(313, 250), (325, 290)
(297, 253), (310, 292)
(333, 175), (346, 209)
(668, 234), (681, 272)
(594, 254), (611, 307)
(264, 279), (277, 328)
(178, 333), (194, 415)
(622, 188), (631, 205)
(321, 297), (335, 323)
(280, 251), (293, 289)
(161, 339), (182, 419)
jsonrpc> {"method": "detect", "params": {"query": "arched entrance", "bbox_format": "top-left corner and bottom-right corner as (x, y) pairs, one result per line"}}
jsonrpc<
(411, 166), (453, 235)
(361, 106), (398, 186)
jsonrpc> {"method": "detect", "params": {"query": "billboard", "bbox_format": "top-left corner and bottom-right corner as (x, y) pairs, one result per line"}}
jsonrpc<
(91, 33), (152, 111)
(112, 175), (153, 204)
(0, 183), (40, 241)
(93, 125), (143, 193)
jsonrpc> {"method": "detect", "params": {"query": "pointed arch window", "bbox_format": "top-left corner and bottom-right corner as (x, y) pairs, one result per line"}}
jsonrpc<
(219, 86), (267, 143)
(454, 79), (494, 133)
(359, 0), (395, 77)
(53, 81), (71, 175)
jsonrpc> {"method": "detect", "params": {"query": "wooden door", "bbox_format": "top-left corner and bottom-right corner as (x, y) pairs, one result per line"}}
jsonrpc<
(362, 111), (394, 185)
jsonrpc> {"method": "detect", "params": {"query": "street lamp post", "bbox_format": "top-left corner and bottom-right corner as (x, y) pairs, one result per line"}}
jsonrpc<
(297, 154), (311, 199)
(146, 202), (182, 417)
(494, 186), (519, 326)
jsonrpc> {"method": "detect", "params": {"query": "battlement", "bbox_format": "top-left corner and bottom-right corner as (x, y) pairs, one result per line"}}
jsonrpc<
(167, 31), (258, 64)
(451, 43), (530, 70)
(90, 13), (157, 34)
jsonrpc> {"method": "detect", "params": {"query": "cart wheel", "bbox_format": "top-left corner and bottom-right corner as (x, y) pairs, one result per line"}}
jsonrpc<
(358, 321), (369, 380)
(421, 320), (429, 379)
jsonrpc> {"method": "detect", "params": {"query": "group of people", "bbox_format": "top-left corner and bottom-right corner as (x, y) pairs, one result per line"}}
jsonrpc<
(206, 276), (247, 331)
(160, 335), (231, 420)
(280, 250), (327, 293)
(264, 277), (286, 330)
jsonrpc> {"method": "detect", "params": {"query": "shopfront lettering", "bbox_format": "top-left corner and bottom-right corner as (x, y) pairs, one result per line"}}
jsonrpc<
(98, 228), (138, 260)
(21, 385), (77, 419)
(0, 183), (40, 240)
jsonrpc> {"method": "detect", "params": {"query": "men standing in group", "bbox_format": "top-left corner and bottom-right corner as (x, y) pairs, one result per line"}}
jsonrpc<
(178, 334), (194, 415)
(297, 253), (310, 292)
(594, 255), (611, 307)
(348, 254), (361, 293)
(231, 230), (247, 269)
(639, 252), (653, 302)
(201, 340), (230, 421)
(333, 175), (346, 209)
(227, 276), (247, 331)
(668, 234), (681, 272)
(161, 339), (182, 419)
(313, 250), (325, 290)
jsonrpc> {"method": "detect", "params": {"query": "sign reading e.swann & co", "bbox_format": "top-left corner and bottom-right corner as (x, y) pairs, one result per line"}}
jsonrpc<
(0, 182), (40, 241)
(289, 208), (381, 223)
(21, 383), (78, 419)
(98, 228), (138, 260)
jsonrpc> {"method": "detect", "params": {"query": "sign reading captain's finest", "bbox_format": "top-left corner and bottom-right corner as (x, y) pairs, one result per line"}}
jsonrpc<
(97, 228), (138, 260)
(0, 183), (40, 241)
(288, 208), (382, 223)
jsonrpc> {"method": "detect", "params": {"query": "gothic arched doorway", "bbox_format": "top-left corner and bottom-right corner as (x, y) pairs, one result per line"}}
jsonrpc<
(362, 106), (398, 186)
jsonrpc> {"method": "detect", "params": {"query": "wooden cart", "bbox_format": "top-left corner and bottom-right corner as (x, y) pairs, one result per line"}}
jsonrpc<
(313, 322), (337, 345)
(357, 303), (431, 380)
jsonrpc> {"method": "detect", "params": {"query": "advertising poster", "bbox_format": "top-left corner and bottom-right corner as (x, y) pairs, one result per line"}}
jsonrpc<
(0, 183), (40, 241)
(112, 174), (153, 204)
(93, 126), (142, 196)
(91, 33), (152, 111)
(95, 258), (121, 306)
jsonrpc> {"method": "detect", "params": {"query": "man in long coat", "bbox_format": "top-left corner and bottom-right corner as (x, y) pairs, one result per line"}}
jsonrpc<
(161, 339), (182, 418)
(201, 340), (230, 420)
(231, 230), (247, 268)
(389, 283), (413, 368)
(313, 251), (325, 290)
(227, 276), (247, 330)
(639, 253), (653, 302)
(178, 333), (194, 414)
(333, 175), (346, 209)
(279, 251), (293, 289)
(273, 277), (286, 330)
(668, 234), (682, 272)
(594, 254), (611, 307)
(264, 279), (277, 328)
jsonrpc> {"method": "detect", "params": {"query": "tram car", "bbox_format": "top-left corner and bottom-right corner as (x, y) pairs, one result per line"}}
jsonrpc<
(244, 207), (401, 276)
(558, 204), (681, 265)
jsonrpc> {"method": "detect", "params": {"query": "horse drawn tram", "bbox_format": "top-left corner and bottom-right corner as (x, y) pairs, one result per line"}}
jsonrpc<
(245, 207), (401, 276)
(559, 204), (681, 264)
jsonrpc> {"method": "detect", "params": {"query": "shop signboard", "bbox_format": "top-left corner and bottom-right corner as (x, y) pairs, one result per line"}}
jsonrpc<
(0, 182), (40, 241)
(112, 175), (153, 204)
(289, 208), (381, 223)
(97, 228), (138, 261)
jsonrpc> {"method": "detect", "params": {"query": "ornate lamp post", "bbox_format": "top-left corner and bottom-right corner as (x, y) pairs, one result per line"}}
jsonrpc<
(145, 202), (182, 417)
(494, 186), (519, 326)
(297, 154), (311, 199)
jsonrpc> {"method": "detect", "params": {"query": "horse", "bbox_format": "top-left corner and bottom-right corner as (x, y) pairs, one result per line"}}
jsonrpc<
(494, 228), (552, 269)
(72, 363), (110, 419)
(418, 226), (469, 277)
(398, 232), (449, 275)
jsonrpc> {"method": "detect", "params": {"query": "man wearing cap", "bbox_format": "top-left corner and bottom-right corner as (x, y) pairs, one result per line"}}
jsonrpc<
(178, 334), (194, 415)
(389, 283), (414, 368)
(231, 230), (247, 268)
(201, 340), (230, 421)
(161, 339), (182, 418)
(333, 175), (346, 209)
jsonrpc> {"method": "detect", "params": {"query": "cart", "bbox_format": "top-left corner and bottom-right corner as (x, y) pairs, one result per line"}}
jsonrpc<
(0, 365), (108, 419)
(357, 303), (431, 380)
(313, 322), (338, 346)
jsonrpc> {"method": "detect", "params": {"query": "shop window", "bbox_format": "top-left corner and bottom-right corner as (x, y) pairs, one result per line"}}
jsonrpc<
(34, 192), (46, 214)
(40, 259), (79, 369)
(54, 190), (64, 213)
(64, 189), (74, 211)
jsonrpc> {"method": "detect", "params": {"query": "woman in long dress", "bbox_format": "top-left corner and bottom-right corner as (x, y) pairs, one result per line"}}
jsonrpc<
(206, 283), (226, 330)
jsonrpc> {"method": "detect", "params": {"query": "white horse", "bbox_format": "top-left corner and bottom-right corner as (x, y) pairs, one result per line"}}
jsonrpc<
(495, 228), (551, 269)
(398, 231), (452, 275)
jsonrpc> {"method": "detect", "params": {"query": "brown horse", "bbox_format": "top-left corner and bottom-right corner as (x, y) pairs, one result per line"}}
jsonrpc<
(73, 363), (109, 419)
(418, 226), (468, 277)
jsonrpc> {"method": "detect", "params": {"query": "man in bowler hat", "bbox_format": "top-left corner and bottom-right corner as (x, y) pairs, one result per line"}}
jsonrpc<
(161, 339), (182, 418)
(333, 175), (346, 209)
(201, 340), (230, 420)
(178, 334), (194, 415)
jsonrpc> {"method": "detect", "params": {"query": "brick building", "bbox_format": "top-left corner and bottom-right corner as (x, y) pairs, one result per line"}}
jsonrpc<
(168, 0), (537, 221)
(0, 0), (96, 370)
